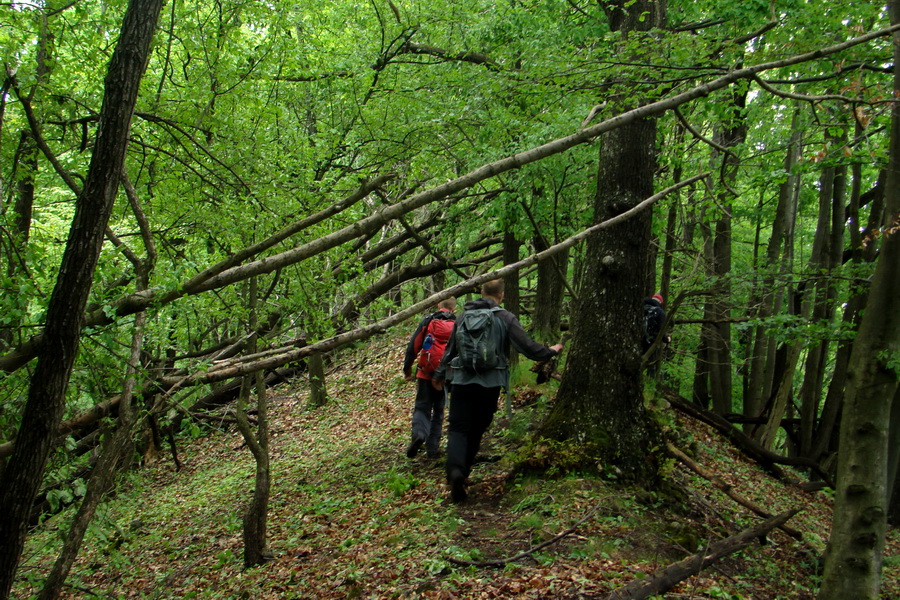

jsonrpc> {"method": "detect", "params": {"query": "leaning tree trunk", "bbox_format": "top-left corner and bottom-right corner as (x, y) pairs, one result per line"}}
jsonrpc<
(0, 2), (164, 597)
(540, 0), (664, 479)
(818, 4), (900, 594)
(37, 312), (146, 600)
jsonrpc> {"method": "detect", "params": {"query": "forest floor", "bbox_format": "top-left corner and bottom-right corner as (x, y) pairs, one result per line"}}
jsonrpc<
(15, 334), (900, 599)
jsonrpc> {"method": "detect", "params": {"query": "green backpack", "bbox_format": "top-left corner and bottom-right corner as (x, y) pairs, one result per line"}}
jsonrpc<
(454, 306), (506, 373)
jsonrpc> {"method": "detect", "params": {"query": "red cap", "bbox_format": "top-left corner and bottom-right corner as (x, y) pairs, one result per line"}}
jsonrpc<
(652, 294), (664, 304)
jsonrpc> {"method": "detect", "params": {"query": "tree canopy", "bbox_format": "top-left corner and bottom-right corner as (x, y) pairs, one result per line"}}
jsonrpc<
(1, 0), (899, 597)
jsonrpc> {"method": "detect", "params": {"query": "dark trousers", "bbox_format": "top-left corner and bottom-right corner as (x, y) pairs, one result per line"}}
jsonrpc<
(445, 383), (501, 479)
(411, 378), (446, 455)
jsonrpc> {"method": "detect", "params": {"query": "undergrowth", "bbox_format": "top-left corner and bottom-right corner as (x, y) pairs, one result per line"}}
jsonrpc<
(12, 335), (900, 599)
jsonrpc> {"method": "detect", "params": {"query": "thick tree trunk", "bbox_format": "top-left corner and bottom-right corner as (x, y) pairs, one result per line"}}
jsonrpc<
(818, 5), (900, 594)
(541, 116), (660, 480)
(538, 0), (666, 481)
(0, 2), (163, 596)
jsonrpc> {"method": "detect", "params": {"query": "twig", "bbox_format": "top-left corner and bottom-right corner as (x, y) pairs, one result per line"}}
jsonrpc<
(447, 502), (603, 567)
(604, 509), (801, 600)
(667, 442), (803, 540)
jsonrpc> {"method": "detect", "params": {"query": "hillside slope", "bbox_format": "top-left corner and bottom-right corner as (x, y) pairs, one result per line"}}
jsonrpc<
(16, 335), (900, 599)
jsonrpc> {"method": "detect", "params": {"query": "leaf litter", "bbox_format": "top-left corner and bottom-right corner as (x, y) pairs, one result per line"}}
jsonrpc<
(15, 334), (900, 599)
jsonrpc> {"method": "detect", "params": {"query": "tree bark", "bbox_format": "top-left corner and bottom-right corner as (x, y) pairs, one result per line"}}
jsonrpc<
(818, 5), (900, 595)
(307, 352), (329, 409)
(0, 2), (163, 596)
(235, 276), (272, 568)
(37, 313), (146, 600)
(744, 111), (802, 428)
(799, 120), (846, 458)
(540, 0), (665, 481)
(531, 234), (568, 344)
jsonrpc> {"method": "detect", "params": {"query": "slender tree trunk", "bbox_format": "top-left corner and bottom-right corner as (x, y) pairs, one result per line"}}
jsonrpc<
(813, 173), (884, 465)
(745, 113), (803, 426)
(38, 312), (146, 600)
(503, 229), (522, 373)
(0, 2), (163, 596)
(307, 352), (328, 408)
(818, 4), (900, 594)
(658, 164), (681, 304)
(701, 86), (747, 415)
(235, 276), (272, 567)
(532, 234), (567, 344)
(799, 122), (847, 457)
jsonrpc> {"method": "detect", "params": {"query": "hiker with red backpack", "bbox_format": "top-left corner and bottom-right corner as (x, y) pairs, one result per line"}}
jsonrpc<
(432, 279), (563, 503)
(403, 297), (457, 459)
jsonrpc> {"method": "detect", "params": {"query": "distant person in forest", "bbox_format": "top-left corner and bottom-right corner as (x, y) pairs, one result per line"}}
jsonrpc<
(403, 297), (457, 459)
(642, 293), (669, 377)
(432, 279), (563, 503)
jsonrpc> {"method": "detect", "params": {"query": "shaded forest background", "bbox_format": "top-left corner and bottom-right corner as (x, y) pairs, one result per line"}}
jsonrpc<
(0, 0), (899, 598)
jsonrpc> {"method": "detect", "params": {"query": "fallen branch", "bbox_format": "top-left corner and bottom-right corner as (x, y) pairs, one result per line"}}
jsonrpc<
(666, 391), (834, 488)
(605, 509), (801, 600)
(666, 442), (803, 540)
(447, 502), (603, 567)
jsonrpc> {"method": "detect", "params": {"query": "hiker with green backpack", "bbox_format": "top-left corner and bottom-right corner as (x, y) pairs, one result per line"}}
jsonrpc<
(432, 279), (563, 503)
(403, 297), (457, 458)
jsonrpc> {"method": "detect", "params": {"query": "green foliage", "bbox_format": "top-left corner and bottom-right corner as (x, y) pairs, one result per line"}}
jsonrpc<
(376, 468), (421, 497)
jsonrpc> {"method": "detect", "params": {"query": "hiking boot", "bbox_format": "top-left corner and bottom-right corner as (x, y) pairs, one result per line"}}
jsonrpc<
(448, 468), (467, 503)
(406, 434), (425, 458)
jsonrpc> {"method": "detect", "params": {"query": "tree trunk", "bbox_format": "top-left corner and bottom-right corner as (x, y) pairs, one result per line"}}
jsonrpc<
(0, 2), (163, 596)
(818, 4), (900, 594)
(37, 313), (146, 600)
(699, 86), (747, 415)
(541, 117), (660, 480)
(886, 387), (900, 524)
(813, 175), (884, 465)
(799, 122), (847, 458)
(307, 352), (329, 409)
(235, 277), (272, 568)
(541, 0), (664, 481)
(531, 234), (567, 344)
(744, 112), (803, 426)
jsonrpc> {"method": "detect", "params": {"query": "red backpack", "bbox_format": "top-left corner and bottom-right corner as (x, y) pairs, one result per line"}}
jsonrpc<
(416, 315), (455, 376)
